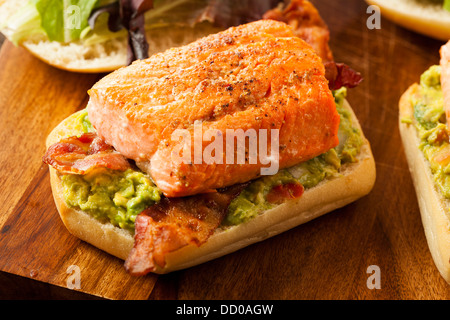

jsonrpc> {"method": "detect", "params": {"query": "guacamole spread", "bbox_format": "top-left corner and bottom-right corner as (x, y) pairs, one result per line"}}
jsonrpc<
(62, 169), (162, 231)
(225, 88), (364, 225)
(62, 90), (364, 230)
(405, 65), (450, 198)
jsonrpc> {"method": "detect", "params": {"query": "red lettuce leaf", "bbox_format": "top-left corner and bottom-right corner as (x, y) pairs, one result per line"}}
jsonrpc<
(88, 0), (153, 65)
(325, 61), (363, 90)
(121, 0), (153, 64)
(88, 2), (122, 32)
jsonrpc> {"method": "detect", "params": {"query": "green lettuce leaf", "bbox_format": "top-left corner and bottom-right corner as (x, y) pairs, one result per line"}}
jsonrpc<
(35, 0), (99, 42)
(1, 1), (44, 45)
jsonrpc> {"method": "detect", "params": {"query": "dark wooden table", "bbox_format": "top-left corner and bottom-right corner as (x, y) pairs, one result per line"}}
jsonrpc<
(1, 0), (450, 300)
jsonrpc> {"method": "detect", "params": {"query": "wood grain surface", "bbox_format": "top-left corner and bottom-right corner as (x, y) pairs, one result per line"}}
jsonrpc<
(1, 0), (450, 300)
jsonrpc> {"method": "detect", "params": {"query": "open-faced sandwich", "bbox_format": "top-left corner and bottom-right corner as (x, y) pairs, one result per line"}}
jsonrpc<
(399, 41), (450, 284)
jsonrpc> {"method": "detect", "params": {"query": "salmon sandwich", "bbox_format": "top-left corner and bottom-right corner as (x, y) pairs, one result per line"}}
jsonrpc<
(43, 17), (375, 275)
(399, 41), (450, 284)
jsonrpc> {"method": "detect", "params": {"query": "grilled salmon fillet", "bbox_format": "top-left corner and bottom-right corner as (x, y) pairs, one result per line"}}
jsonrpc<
(87, 19), (340, 198)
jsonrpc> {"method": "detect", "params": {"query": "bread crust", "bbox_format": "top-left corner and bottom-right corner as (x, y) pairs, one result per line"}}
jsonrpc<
(366, 0), (450, 41)
(399, 84), (450, 284)
(45, 101), (375, 273)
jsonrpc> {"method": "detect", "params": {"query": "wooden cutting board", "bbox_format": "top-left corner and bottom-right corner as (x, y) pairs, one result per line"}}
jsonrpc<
(1, 0), (450, 300)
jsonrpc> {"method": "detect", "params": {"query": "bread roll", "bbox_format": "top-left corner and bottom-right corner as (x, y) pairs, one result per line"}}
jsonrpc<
(366, 0), (450, 41)
(399, 85), (450, 284)
(46, 99), (376, 274)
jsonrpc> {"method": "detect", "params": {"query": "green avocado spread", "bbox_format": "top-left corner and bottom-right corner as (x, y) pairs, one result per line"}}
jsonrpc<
(404, 65), (450, 198)
(62, 168), (162, 231)
(61, 89), (363, 230)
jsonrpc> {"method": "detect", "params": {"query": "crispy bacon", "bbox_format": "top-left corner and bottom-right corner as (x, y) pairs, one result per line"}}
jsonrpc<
(43, 133), (131, 174)
(266, 182), (304, 204)
(263, 0), (334, 63)
(124, 183), (248, 275)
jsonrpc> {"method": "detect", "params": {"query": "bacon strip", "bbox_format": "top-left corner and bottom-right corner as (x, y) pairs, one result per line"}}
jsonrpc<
(266, 182), (304, 204)
(124, 183), (248, 276)
(43, 133), (131, 174)
(263, 0), (334, 63)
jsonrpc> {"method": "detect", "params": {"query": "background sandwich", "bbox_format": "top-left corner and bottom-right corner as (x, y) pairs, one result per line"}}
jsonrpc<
(399, 41), (450, 284)
(366, 0), (450, 41)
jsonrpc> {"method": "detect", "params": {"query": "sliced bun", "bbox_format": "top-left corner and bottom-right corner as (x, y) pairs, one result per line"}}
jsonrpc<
(366, 0), (450, 41)
(399, 84), (450, 284)
(46, 100), (376, 274)
(0, 0), (220, 73)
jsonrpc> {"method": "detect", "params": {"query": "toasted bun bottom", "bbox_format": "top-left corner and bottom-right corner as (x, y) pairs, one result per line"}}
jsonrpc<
(46, 100), (376, 274)
(366, 0), (450, 41)
(399, 85), (450, 284)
